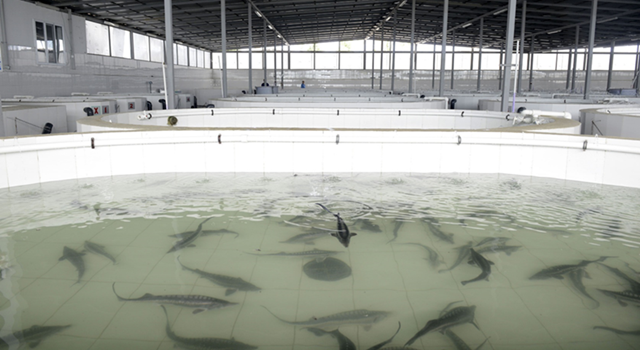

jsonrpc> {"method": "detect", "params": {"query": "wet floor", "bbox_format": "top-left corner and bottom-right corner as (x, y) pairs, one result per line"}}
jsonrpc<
(0, 173), (638, 350)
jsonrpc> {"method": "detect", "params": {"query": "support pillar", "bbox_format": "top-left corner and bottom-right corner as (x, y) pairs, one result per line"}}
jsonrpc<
(164, 0), (175, 109)
(248, 3), (252, 93)
(391, 10), (397, 92)
(409, 0), (416, 93)
(380, 22), (384, 90)
(450, 30), (455, 90)
(606, 41), (614, 91)
(477, 18), (483, 92)
(528, 36), (534, 91)
(438, 0), (448, 96)
(572, 26), (579, 91)
(500, 0), (518, 112)
(281, 40), (284, 88)
(517, 0), (526, 93)
(221, 0), (227, 98)
(565, 48), (572, 90)
(262, 20), (267, 85)
(273, 32), (277, 88)
(498, 42), (504, 90)
(371, 33), (375, 89)
(584, 0), (598, 100)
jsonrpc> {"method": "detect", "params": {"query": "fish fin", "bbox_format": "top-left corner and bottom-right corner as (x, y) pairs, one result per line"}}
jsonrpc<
(306, 327), (326, 337)
(330, 232), (338, 237)
(315, 256), (327, 263)
(488, 260), (495, 265)
(363, 325), (372, 331)
(553, 275), (564, 280)
(617, 299), (628, 307)
(471, 320), (481, 331)
(192, 309), (204, 314)
(28, 341), (41, 348)
(188, 244), (196, 247)
(584, 270), (592, 279)
(142, 293), (153, 298)
(352, 232), (357, 236)
(225, 289), (237, 296)
(58, 256), (66, 261)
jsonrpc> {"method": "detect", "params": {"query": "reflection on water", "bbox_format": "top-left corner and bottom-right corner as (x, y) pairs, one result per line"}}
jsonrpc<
(0, 173), (639, 349)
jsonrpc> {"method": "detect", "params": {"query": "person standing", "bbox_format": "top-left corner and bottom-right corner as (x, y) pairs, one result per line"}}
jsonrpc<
(301, 80), (306, 88)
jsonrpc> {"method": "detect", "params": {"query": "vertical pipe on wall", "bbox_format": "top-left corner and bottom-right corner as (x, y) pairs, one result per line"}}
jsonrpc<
(565, 48), (572, 90)
(477, 18), (483, 92)
(221, 0), (228, 98)
(273, 32), (277, 88)
(248, 3), (252, 93)
(280, 39), (284, 88)
(262, 19), (267, 85)
(517, 0), (526, 93)
(67, 9), (76, 70)
(528, 35), (534, 91)
(432, 42), (436, 89)
(572, 26), (579, 92)
(500, 0), (517, 112)
(363, 40), (367, 69)
(606, 41), (615, 91)
(584, 0), (598, 100)
(450, 30), (455, 90)
(391, 10), (397, 92)
(164, 0), (176, 109)
(380, 22), (384, 90)
(438, 0), (449, 96)
(409, 0), (416, 93)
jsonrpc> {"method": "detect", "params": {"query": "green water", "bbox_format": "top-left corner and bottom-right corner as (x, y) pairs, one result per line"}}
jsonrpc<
(0, 173), (638, 350)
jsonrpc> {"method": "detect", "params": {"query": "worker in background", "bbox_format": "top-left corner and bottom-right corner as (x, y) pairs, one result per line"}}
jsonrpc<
(301, 80), (306, 88)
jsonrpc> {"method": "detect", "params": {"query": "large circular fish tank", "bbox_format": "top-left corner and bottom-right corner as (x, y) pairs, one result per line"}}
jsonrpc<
(0, 106), (638, 349)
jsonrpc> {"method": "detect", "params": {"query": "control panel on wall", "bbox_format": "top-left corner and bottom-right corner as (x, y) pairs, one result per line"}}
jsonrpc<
(35, 21), (65, 64)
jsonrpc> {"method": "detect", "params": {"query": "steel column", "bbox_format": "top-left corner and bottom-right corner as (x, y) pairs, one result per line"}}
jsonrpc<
(281, 40), (284, 88)
(498, 43), (504, 91)
(565, 48), (572, 90)
(432, 42), (436, 89)
(273, 32), (277, 87)
(477, 18), (483, 92)
(248, 3), (252, 93)
(0, 0), (10, 71)
(438, 0), (448, 96)
(371, 33), (375, 89)
(380, 22), (384, 90)
(451, 30), (455, 90)
(607, 41), (615, 91)
(164, 0), (175, 109)
(572, 26), (579, 91)
(391, 10), (397, 92)
(517, 0), (526, 94)
(584, 0), (598, 100)
(363, 40), (367, 69)
(528, 36), (534, 91)
(221, 0), (227, 98)
(409, 0), (416, 93)
(263, 19), (267, 85)
(500, 0), (517, 112)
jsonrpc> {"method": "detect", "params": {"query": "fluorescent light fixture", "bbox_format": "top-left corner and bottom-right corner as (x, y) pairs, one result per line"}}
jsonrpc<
(268, 25), (273, 30)
(399, 0), (408, 7)
(277, 34), (282, 38)
(493, 8), (507, 15)
(385, 16), (392, 22)
(255, 11), (262, 17)
(597, 17), (617, 24)
(104, 21), (118, 27)
(462, 23), (473, 28)
(547, 29), (562, 35)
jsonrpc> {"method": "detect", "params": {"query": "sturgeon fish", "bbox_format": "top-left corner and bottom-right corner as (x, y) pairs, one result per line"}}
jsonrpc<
(439, 242), (474, 273)
(425, 221), (454, 244)
(0, 324), (71, 348)
(597, 289), (640, 307)
(160, 305), (256, 350)
(83, 241), (116, 264)
(59, 246), (85, 284)
(444, 329), (490, 350)
(593, 326), (640, 336)
(167, 217), (213, 253)
(400, 243), (443, 268)
(168, 229), (239, 240)
(474, 237), (510, 247)
(404, 305), (479, 347)
(567, 268), (599, 308)
(263, 306), (389, 330)
(461, 248), (493, 286)
(247, 248), (339, 258)
(474, 245), (521, 256)
(366, 322), (401, 350)
(529, 256), (613, 280)
(280, 229), (330, 245)
(112, 283), (237, 314)
(316, 203), (357, 248)
(306, 328), (356, 350)
(176, 257), (261, 296)
(598, 263), (640, 293)
(387, 220), (405, 244)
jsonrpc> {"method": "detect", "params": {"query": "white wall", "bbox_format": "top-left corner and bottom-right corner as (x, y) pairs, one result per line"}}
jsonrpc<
(582, 107), (640, 138)
(0, 0), (215, 99)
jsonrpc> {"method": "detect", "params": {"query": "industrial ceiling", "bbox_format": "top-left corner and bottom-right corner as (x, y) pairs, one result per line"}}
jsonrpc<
(35, 0), (640, 52)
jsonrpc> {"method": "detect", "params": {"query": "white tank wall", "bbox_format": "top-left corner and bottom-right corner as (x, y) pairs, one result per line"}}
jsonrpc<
(582, 107), (640, 138)
(3, 99), (116, 132)
(0, 130), (638, 189)
(208, 97), (446, 109)
(2, 105), (68, 135)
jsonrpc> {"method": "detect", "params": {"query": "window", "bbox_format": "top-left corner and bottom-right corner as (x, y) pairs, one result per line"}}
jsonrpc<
(150, 37), (164, 62)
(36, 21), (65, 64)
(86, 21), (110, 56)
(110, 27), (131, 59)
(133, 33), (149, 61)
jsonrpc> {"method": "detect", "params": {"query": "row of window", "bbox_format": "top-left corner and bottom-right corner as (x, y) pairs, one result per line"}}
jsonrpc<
(35, 20), (639, 72)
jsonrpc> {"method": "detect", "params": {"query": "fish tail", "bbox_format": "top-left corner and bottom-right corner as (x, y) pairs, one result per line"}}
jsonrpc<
(315, 203), (336, 216)
(112, 282), (128, 301)
(261, 306), (294, 324)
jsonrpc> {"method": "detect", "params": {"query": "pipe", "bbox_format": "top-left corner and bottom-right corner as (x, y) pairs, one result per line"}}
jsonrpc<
(409, 0), (416, 93)
(248, 3), (252, 94)
(500, 0), (517, 112)
(606, 41), (615, 92)
(391, 10), (397, 92)
(517, 0), (526, 94)
(438, 0), (448, 96)
(163, 0), (175, 109)
(477, 18), (483, 92)
(221, 0), (227, 98)
(584, 0), (598, 100)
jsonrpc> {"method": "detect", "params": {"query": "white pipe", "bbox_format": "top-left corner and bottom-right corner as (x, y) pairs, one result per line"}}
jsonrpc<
(520, 109), (571, 119)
